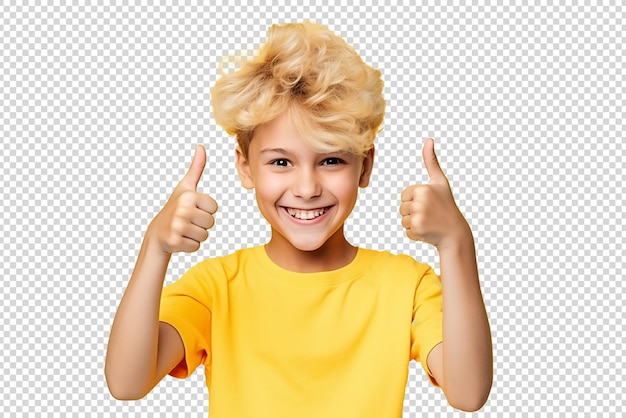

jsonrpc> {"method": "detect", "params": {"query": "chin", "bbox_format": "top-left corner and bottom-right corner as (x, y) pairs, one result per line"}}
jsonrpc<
(275, 229), (336, 253)
(288, 238), (328, 253)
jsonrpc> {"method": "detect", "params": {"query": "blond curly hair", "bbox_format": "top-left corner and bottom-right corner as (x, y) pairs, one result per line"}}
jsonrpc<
(211, 21), (385, 158)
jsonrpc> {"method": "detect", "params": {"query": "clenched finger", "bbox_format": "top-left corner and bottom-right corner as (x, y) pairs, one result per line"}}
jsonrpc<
(190, 210), (215, 230)
(196, 193), (218, 214)
(182, 223), (210, 244)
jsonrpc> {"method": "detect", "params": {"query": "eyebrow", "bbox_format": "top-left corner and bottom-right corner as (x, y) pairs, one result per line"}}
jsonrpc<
(259, 147), (352, 158)
(259, 148), (292, 155)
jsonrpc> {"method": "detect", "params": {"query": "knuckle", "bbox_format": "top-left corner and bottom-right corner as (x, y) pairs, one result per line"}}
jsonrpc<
(179, 190), (197, 206)
(171, 218), (184, 233)
(409, 201), (421, 213)
(174, 206), (192, 222)
(171, 234), (184, 247)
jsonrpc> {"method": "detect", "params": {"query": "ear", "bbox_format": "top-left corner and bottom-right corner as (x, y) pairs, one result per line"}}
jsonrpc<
(235, 146), (255, 190)
(359, 146), (375, 188)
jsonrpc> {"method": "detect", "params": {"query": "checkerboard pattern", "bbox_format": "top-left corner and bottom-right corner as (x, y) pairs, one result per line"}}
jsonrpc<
(2, 2), (624, 417)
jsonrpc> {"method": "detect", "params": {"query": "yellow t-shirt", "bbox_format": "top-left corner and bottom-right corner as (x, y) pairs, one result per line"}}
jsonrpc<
(159, 245), (443, 418)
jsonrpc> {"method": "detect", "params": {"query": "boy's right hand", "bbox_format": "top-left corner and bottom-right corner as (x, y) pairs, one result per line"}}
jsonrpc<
(149, 144), (218, 254)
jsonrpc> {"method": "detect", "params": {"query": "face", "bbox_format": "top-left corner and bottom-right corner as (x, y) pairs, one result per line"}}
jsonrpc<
(236, 112), (374, 259)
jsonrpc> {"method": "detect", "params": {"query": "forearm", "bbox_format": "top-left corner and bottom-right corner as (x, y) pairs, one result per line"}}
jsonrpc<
(105, 228), (171, 399)
(439, 228), (493, 410)
(105, 145), (212, 399)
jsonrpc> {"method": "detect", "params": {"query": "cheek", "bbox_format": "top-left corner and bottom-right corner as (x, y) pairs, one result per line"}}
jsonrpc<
(330, 174), (360, 205)
(254, 173), (284, 204)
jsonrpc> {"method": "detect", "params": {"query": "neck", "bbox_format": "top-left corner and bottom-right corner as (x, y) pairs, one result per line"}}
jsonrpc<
(265, 228), (357, 273)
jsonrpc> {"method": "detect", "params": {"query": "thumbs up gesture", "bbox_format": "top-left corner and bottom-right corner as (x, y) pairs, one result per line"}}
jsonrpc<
(149, 145), (218, 254)
(399, 138), (470, 249)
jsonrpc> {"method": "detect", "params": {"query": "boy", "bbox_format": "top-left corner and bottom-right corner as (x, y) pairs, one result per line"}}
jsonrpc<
(105, 22), (492, 416)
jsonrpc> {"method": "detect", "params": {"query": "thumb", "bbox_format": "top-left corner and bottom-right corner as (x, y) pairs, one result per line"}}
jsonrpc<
(422, 138), (447, 184)
(179, 144), (206, 190)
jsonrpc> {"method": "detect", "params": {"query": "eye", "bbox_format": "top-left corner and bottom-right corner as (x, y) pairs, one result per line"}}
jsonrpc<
(270, 158), (291, 167)
(322, 157), (345, 166)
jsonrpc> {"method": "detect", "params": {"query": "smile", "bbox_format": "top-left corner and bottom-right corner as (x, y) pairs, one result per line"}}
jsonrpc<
(284, 206), (331, 220)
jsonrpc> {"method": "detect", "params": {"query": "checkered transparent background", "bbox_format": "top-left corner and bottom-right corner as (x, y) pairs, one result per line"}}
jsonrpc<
(1, 2), (624, 417)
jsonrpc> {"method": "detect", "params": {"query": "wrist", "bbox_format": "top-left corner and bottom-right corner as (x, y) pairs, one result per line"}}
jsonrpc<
(143, 224), (174, 260)
(437, 220), (474, 252)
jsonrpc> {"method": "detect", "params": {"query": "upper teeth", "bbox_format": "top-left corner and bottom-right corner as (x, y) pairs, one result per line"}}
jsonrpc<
(287, 207), (328, 220)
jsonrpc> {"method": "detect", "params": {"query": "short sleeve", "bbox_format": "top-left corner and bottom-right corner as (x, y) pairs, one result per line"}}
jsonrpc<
(410, 267), (443, 386)
(159, 267), (212, 379)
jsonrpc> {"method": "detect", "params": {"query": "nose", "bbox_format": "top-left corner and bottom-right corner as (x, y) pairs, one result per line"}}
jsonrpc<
(292, 167), (322, 199)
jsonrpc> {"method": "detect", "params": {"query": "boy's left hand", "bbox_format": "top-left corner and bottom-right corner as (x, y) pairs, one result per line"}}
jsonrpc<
(400, 138), (471, 250)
